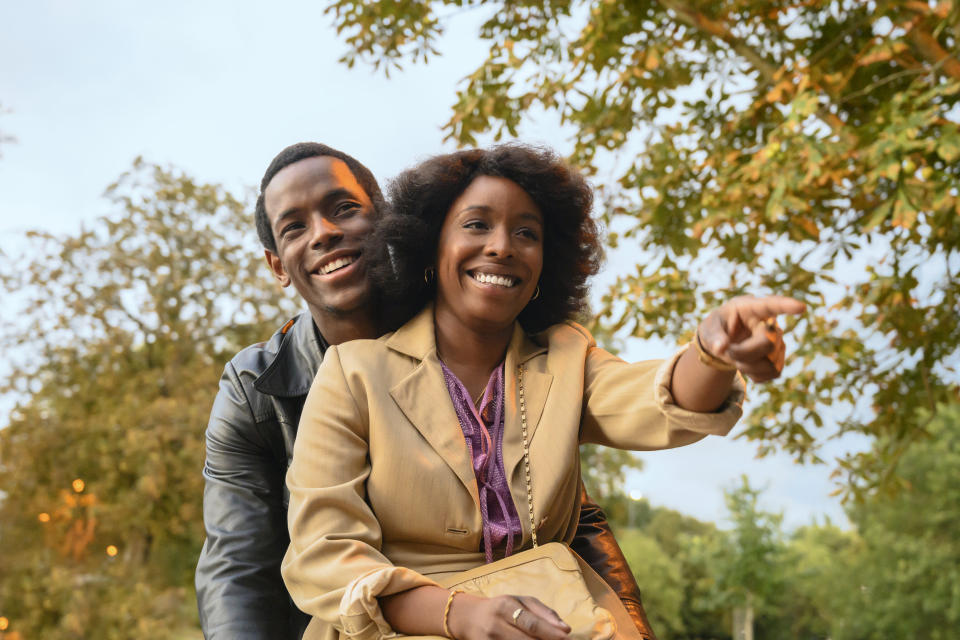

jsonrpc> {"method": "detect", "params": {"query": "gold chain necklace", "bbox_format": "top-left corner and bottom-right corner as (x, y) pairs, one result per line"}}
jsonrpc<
(517, 364), (538, 548)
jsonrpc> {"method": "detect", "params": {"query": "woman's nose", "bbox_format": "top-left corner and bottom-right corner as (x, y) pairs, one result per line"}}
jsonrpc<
(484, 227), (513, 257)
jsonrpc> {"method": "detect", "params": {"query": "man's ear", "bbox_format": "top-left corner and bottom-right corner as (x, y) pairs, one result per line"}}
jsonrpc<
(264, 249), (291, 288)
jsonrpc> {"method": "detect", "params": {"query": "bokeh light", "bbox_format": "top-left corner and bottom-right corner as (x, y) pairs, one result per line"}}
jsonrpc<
(0, 616), (9, 630)
(106, 545), (118, 557)
(72, 478), (85, 493)
(37, 512), (50, 523)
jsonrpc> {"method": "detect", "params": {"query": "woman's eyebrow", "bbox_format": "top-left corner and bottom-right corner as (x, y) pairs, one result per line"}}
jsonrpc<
(457, 204), (491, 214)
(517, 212), (543, 224)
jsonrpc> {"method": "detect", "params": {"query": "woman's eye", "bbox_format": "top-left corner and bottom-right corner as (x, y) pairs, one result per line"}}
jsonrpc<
(463, 220), (487, 230)
(518, 228), (540, 240)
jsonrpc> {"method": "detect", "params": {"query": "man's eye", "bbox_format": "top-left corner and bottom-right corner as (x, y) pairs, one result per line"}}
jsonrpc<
(334, 202), (360, 216)
(280, 223), (304, 237)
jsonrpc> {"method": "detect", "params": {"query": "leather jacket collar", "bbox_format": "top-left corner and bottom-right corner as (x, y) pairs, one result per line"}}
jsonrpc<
(253, 312), (327, 398)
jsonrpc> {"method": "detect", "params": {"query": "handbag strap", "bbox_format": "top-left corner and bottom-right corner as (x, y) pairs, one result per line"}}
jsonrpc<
(517, 364), (538, 548)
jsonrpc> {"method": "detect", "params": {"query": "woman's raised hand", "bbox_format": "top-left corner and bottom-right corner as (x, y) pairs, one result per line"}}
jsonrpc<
(448, 593), (571, 640)
(697, 295), (806, 383)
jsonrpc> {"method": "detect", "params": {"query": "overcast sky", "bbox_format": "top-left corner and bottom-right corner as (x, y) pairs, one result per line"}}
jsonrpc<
(0, 0), (859, 529)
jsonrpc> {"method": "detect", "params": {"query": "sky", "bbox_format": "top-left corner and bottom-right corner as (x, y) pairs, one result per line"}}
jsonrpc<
(0, 0), (858, 529)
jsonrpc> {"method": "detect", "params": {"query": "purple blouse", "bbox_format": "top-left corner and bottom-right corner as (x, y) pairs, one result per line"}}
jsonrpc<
(439, 361), (522, 563)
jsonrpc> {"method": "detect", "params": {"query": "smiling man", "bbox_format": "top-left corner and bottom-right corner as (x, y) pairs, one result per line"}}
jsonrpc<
(194, 142), (658, 640)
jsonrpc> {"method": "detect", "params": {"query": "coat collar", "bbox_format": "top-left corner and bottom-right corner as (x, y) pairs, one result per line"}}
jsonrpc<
(385, 303), (552, 515)
(384, 303), (547, 365)
(253, 312), (326, 398)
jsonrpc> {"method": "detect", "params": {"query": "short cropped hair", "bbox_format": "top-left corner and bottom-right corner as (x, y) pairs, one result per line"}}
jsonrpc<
(254, 142), (386, 253)
(367, 143), (603, 333)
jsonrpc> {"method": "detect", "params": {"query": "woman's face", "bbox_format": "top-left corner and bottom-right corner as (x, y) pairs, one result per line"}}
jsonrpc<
(433, 175), (544, 336)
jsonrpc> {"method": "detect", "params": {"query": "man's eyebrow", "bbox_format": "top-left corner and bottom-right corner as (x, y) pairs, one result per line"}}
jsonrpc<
(274, 208), (301, 228)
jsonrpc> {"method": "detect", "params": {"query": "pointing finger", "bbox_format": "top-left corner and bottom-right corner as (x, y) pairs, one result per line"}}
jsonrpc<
(737, 296), (806, 323)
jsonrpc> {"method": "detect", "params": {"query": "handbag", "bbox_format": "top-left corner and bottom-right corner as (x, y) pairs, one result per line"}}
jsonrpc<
(435, 365), (644, 640)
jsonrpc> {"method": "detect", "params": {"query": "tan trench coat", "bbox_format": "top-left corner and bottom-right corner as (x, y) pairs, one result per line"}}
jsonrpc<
(282, 306), (745, 640)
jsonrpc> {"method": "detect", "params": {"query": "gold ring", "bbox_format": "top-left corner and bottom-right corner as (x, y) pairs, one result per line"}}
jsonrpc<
(764, 317), (778, 332)
(512, 607), (524, 624)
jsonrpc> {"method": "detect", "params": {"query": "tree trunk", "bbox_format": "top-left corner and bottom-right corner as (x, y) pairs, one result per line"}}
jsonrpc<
(732, 592), (754, 640)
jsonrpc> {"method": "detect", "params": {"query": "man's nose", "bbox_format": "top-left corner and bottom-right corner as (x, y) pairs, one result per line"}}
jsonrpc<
(310, 215), (343, 248)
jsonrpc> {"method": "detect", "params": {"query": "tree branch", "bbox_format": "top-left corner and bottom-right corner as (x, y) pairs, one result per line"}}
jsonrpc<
(907, 25), (960, 80)
(657, 0), (780, 85)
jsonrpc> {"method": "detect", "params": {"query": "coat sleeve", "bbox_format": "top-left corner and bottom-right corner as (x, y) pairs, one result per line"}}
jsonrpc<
(282, 346), (438, 640)
(570, 483), (657, 639)
(579, 344), (745, 449)
(196, 362), (301, 640)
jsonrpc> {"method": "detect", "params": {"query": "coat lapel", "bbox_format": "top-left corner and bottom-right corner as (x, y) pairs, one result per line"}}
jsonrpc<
(384, 307), (555, 515)
(386, 306), (481, 507)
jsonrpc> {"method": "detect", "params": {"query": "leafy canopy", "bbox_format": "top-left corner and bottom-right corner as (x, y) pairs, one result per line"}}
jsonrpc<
(326, 0), (960, 497)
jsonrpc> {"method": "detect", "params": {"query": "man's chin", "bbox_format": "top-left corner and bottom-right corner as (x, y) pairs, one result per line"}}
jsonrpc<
(307, 290), (373, 320)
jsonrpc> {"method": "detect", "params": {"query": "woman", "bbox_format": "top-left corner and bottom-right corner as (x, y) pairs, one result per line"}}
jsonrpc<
(281, 144), (804, 640)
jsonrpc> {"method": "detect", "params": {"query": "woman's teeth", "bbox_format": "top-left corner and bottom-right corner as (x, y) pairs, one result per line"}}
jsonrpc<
(471, 272), (517, 287)
(319, 256), (356, 274)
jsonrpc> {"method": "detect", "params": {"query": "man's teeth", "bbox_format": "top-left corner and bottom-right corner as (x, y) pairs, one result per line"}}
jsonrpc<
(471, 272), (517, 287)
(319, 256), (356, 274)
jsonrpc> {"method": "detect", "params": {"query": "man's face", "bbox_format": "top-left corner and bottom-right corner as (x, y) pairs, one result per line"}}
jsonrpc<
(263, 156), (376, 321)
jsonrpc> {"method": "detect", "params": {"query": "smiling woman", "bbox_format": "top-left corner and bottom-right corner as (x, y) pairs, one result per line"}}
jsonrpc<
(433, 175), (545, 367)
(281, 144), (803, 640)
(367, 144), (601, 336)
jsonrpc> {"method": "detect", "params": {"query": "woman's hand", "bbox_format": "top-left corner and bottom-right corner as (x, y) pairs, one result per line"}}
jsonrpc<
(697, 295), (806, 383)
(671, 295), (806, 412)
(448, 593), (571, 640)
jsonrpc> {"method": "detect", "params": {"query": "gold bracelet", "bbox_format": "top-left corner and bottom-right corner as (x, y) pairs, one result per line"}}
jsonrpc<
(443, 589), (465, 639)
(694, 329), (737, 372)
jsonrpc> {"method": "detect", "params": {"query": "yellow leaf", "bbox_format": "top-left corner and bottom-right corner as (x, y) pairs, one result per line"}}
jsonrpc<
(796, 217), (820, 239)
(644, 49), (660, 71)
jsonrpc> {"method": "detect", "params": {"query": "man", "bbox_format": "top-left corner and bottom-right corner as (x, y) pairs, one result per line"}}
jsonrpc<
(195, 142), (657, 639)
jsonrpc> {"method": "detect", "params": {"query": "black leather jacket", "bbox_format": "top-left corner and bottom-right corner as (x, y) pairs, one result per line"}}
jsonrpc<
(196, 313), (656, 639)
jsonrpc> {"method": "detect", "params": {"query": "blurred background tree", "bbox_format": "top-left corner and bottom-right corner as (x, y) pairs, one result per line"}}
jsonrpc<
(830, 402), (960, 638)
(607, 401), (959, 638)
(325, 0), (960, 498)
(0, 159), (298, 639)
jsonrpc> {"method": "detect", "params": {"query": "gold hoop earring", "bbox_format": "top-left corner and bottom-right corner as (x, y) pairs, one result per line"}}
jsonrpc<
(532, 286), (540, 300)
(424, 267), (435, 284)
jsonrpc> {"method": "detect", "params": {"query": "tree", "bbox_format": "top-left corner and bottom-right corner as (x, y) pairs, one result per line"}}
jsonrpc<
(833, 402), (960, 639)
(0, 160), (297, 639)
(642, 507), (728, 639)
(616, 528), (687, 636)
(325, 0), (960, 497)
(779, 522), (860, 639)
(709, 478), (786, 640)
